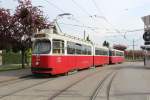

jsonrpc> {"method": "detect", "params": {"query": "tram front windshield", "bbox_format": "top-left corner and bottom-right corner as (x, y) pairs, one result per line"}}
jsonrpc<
(33, 39), (51, 54)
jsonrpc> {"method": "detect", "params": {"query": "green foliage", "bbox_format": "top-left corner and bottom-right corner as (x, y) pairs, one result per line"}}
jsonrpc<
(2, 50), (22, 64)
(0, 0), (50, 68)
(25, 48), (32, 65)
(103, 41), (109, 48)
(86, 35), (91, 42)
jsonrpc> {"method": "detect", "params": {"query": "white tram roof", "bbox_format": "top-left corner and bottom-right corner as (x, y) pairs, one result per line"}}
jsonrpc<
(34, 30), (93, 46)
(111, 49), (124, 53)
(34, 29), (110, 49)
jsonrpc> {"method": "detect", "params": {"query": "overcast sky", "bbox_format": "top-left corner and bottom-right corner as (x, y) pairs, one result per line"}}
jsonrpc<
(1, 0), (149, 49)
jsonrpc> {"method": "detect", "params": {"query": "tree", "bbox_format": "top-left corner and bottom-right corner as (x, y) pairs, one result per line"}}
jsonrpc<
(0, 8), (13, 49)
(103, 41), (109, 48)
(86, 35), (90, 41)
(0, 0), (50, 68)
(86, 35), (92, 42)
(12, 0), (50, 68)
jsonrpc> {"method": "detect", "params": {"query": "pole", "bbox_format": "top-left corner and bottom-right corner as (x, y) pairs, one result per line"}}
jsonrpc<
(84, 30), (86, 40)
(133, 39), (135, 61)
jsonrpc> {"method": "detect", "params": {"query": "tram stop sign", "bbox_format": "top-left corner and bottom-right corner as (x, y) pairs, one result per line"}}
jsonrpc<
(142, 15), (150, 45)
(142, 15), (150, 30)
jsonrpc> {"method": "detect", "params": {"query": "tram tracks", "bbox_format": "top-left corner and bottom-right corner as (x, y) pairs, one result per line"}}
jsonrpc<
(48, 68), (114, 100)
(48, 69), (118, 100)
(0, 66), (118, 100)
(0, 77), (57, 99)
(90, 71), (118, 100)
(0, 67), (104, 99)
(0, 75), (32, 87)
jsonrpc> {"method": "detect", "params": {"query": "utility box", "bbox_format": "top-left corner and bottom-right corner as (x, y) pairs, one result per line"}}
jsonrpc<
(141, 45), (150, 68)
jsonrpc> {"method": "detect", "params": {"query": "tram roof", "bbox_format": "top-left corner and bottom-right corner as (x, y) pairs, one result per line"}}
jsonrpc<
(110, 49), (124, 52)
(34, 30), (93, 46)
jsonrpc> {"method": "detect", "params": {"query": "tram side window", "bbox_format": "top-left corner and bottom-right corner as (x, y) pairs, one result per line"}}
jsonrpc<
(75, 43), (82, 55)
(116, 51), (124, 56)
(95, 48), (108, 55)
(95, 48), (99, 55)
(82, 45), (87, 55)
(52, 39), (64, 54)
(102, 50), (108, 55)
(67, 41), (75, 54)
(119, 52), (122, 56)
(116, 51), (118, 56)
(87, 46), (92, 55)
(112, 51), (115, 56)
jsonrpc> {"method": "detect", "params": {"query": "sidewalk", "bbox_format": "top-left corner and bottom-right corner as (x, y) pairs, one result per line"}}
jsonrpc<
(0, 68), (32, 83)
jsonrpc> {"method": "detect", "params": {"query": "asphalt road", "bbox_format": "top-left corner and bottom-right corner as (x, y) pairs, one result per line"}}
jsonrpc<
(0, 62), (149, 100)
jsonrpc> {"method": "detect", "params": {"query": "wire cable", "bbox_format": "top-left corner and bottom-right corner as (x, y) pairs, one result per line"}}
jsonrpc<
(91, 0), (103, 15)
(71, 0), (91, 16)
(43, 0), (65, 13)
(59, 22), (100, 29)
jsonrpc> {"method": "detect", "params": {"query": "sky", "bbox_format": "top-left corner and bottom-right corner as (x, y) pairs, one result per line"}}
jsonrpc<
(1, 0), (150, 50)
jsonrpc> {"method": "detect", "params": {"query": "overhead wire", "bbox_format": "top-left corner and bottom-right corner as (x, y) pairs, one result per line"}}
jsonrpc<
(91, 0), (124, 35)
(42, 0), (142, 46)
(43, 0), (107, 37)
(71, 0), (91, 16)
(91, 0), (103, 15)
(43, 0), (94, 30)
(59, 22), (100, 29)
(43, 0), (65, 13)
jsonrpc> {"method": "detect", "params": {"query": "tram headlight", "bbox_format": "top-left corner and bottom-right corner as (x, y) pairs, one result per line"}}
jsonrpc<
(35, 61), (40, 65)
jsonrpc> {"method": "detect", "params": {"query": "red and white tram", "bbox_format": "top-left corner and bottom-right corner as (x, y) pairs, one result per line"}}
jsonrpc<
(31, 32), (94, 75)
(94, 46), (109, 66)
(109, 49), (125, 64)
(31, 30), (124, 75)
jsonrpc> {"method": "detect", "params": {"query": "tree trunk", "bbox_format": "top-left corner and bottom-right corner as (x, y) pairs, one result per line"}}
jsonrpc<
(21, 49), (25, 68)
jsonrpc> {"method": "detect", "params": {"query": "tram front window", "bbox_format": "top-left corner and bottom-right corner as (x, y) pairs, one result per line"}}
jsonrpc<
(33, 39), (51, 54)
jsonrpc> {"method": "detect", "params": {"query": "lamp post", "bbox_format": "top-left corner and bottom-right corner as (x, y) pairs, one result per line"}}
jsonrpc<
(52, 13), (73, 33)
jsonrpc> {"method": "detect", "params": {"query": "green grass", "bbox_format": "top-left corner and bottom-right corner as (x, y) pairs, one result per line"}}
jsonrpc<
(0, 64), (23, 72)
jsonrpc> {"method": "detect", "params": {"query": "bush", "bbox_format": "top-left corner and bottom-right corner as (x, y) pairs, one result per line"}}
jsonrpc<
(2, 50), (22, 64)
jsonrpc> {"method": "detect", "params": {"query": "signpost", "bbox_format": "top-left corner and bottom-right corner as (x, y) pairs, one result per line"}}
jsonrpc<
(141, 15), (150, 67)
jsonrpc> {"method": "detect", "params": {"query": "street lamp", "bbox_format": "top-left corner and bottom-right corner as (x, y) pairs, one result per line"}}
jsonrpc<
(57, 13), (72, 17)
(52, 13), (73, 33)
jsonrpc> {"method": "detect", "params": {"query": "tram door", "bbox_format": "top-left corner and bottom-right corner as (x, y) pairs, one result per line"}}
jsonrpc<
(67, 41), (77, 71)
